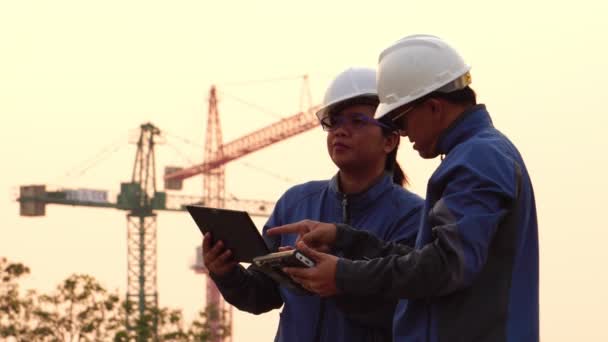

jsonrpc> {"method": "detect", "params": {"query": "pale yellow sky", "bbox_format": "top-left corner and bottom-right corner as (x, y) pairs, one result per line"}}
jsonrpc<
(1, 0), (608, 341)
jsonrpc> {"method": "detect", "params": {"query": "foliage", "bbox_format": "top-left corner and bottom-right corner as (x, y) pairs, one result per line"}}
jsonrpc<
(0, 257), (231, 341)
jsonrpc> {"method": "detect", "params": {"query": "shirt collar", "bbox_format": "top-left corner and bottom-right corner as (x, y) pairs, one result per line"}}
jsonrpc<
(436, 104), (493, 155)
(328, 171), (395, 209)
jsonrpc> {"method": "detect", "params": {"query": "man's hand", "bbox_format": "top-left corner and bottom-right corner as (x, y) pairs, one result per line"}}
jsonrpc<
(282, 241), (339, 297)
(202, 233), (238, 277)
(266, 220), (337, 253)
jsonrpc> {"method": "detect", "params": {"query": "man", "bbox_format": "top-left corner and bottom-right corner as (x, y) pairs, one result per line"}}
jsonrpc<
(268, 34), (539, 342)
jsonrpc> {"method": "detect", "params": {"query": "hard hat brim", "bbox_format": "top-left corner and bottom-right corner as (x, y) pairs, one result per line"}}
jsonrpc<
(375, 101), (404, 121)
(375, 70), (472, 121)
(316, 92), (378, 121)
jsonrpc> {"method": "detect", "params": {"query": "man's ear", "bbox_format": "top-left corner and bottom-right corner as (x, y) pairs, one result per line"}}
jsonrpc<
(427, 98), (444, 118)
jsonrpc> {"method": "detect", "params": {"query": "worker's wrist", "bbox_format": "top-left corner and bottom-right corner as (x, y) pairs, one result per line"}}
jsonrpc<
(334, 224), (355, 251)
(209, 265), (243, 287)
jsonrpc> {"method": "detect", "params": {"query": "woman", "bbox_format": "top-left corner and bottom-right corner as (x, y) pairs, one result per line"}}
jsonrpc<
(203, 67), (423, 342)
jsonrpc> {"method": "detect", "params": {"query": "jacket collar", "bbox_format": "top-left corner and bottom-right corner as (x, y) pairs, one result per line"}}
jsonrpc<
(328, 171), (394, 209)
(436, 104), (493, 155)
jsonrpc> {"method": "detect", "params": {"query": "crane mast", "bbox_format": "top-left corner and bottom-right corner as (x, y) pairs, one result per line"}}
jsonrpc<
(18, 76), (320, 341)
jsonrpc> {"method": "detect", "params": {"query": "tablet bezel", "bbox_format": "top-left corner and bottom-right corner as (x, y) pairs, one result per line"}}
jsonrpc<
(186, 205), (270, 263)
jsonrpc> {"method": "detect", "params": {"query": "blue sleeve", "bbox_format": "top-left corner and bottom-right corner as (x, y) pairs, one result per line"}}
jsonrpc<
(210, 191), (293, 314)
(336, 145), (519, 298)
(386, 198), (423, 247)
(261, 191), (287, 251)
(430, 146), (516, 293)
(211, 265), (283, 314)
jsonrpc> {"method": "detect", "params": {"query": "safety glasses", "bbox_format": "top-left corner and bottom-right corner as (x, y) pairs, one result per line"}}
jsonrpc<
(319, 113), (391, 132)
(390, 104), (418, 136)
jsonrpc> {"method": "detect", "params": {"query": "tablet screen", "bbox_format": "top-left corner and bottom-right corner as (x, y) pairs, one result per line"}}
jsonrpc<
(186, 205), (271, 263)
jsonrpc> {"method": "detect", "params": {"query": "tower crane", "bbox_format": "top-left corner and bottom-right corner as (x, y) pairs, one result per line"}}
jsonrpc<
(165, 76), (320, 342)
(17, 123), (275, 341)
(17, 75), (321, 341)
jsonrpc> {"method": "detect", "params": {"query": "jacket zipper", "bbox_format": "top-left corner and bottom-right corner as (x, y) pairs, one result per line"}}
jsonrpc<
(313, 195), (350, 342)
(342, 194), (350, 225)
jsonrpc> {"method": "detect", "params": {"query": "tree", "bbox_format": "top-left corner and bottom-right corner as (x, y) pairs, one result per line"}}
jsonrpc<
(0, 257), (42, 341)
(115, 302), (232, 341)
(34, 274), (122, 341)
(113, 302), (189, 341)
(188, 305), (231, 341)
(0, 258), (230, 341)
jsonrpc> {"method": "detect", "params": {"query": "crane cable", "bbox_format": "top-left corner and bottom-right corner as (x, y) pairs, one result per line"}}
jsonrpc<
(163, 132), (297, 184)
(164, 140), (198, 166)
(215, 74), (314, 119)
(52, 135), (129, 186)
(217, 90), (285, 120)
(217, 74), (306, 87)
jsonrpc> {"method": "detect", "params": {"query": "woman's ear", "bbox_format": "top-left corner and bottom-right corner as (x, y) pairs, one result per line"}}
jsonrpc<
(383, 132), (400, 154)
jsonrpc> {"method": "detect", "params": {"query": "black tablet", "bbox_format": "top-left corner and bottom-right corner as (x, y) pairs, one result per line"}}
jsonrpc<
(186, 205), (270, 263)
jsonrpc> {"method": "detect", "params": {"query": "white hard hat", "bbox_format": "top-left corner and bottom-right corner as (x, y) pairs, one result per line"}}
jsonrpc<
(375, 35), (472, 120)
(315, 67), (378, 121)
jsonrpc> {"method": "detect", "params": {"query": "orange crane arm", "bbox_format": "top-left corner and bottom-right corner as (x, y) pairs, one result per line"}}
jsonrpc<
(164, 107), (320, 182)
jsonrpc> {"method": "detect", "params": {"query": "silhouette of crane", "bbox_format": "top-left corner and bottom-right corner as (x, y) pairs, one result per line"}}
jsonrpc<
(17, 75), (321, 341)
(17, 122), (275, 341)
(165, 76), (320, 342)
